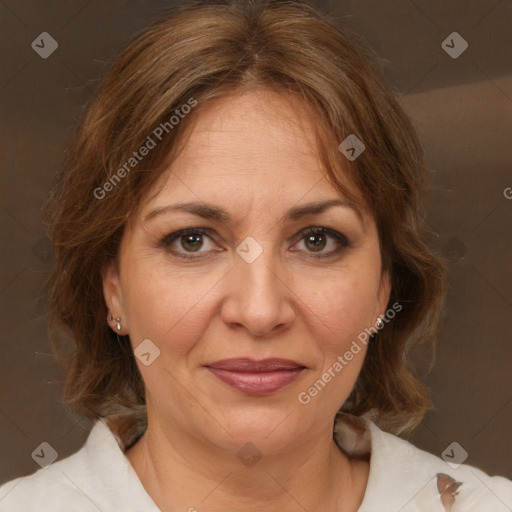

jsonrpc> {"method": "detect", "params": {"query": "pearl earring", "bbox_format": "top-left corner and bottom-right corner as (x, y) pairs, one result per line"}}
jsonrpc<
(108, 312), (122, 332)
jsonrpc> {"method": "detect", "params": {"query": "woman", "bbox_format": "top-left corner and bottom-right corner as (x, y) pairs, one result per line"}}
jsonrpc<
(0, 0), (510, 510)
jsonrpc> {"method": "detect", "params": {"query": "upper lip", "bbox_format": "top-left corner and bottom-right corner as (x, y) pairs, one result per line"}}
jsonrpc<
(205, 358), (305, 372)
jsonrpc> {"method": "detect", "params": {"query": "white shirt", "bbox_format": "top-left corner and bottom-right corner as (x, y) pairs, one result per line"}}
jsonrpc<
(1, 413), (511, 511)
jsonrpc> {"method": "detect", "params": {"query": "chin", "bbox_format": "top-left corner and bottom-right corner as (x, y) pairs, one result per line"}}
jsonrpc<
(201, 403), (314, 450)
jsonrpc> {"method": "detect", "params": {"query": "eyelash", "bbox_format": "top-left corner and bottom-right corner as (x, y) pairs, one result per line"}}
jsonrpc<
(159, 227), (350, 261)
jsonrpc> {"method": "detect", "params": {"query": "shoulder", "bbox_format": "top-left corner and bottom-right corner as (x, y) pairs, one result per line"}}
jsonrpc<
(0, 420), (158, 512)
(0, 437), (97, 511)
(334, 413), (512, 511)
(365, 420), (512, 511)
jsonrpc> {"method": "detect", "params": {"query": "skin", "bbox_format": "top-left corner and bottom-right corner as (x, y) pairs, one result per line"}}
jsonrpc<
(103, 88), (391, 512)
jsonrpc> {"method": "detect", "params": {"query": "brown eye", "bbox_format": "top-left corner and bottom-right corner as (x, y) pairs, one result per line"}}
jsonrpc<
(293, 226), (350, 259)
(180, 233), (204, 252)
(304, 233), (327, 252)
(160, 228), (221, 260)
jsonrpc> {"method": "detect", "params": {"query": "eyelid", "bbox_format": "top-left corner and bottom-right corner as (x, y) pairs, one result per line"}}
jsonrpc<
(290, 226), (350, 259)
(158, 228), (223, 261)
(294, 226), (349, 245)
(159, 227), (219, 248)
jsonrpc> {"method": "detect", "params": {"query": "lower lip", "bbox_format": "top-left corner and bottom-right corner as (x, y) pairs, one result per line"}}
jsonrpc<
(206, 367), (305, 395)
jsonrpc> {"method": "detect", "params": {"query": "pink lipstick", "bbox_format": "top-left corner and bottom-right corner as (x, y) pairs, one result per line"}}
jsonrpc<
(205, 358), (306, 395)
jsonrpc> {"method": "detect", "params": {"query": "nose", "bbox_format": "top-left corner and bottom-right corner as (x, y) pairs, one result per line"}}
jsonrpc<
(220, 251), (296, 337)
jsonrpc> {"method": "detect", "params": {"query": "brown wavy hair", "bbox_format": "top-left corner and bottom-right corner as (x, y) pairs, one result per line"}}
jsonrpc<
(43, 0), (447, 444)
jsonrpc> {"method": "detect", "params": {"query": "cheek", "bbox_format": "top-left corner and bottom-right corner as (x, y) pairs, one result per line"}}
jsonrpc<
(121, 256), (224, 353)
(295, 267), (380, 353)
(293, 273), (377, 409)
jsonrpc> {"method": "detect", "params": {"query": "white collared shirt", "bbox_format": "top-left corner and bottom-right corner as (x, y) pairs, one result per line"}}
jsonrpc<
(1, 414), (511, 511)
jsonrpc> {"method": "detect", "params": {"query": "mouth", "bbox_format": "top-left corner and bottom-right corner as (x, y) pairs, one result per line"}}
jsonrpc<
(204, 358), (307, 395)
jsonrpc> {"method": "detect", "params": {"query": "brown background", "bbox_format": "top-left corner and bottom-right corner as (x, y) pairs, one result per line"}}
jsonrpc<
(1, 0), (511, 486)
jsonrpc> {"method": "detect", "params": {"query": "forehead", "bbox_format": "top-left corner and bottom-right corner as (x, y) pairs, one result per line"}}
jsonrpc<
(174, 89), (324, 179)
(141, 89), (366, 223)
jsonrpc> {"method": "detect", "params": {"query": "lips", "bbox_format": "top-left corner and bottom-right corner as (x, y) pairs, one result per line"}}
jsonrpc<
(205, 358), (306, 395)
(206, 358), (304, 372)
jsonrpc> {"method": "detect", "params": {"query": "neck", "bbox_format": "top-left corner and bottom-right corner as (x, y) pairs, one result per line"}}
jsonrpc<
(126, 415), (369, 512)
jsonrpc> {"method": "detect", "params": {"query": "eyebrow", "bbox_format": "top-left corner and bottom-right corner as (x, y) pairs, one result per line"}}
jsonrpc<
(144, 198), (365, 227)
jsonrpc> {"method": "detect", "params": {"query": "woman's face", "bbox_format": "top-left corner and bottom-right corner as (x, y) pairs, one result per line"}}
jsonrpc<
(104, 89), (390, 454)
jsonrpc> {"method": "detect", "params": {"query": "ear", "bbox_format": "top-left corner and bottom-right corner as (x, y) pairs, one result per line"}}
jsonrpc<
(103, 260), (128, 334)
